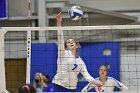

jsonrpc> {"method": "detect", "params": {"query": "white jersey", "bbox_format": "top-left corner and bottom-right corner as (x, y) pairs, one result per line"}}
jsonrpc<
(52, 50), (95, 89)
(82, 77), (128, 92)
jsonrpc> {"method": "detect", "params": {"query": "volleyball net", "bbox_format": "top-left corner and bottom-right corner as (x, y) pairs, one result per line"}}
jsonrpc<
(0, 25), (140, 93)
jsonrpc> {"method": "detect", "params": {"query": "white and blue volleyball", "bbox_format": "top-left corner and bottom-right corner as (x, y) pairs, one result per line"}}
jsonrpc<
(68, 6), (83, 21)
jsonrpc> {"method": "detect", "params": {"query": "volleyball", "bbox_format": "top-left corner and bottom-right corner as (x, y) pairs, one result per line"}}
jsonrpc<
(68, 6), (83, 21)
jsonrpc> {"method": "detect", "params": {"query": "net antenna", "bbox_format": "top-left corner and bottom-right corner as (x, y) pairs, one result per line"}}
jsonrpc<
(26, 0), (31, 84)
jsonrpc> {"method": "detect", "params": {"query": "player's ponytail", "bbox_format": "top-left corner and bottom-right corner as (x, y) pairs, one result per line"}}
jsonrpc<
(105, 63), (110, 72)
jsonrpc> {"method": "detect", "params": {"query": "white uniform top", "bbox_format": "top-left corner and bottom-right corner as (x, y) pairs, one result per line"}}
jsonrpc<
(81, 77), (128, 92)
(52, 50), (95, 89)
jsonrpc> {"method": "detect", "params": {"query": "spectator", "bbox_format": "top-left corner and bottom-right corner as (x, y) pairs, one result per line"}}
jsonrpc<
(33, 72), (47, 92)
(18, 84), (36, 93)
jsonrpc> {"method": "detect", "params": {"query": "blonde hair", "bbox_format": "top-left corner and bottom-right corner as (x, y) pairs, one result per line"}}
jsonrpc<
(33, 72), (47, 88)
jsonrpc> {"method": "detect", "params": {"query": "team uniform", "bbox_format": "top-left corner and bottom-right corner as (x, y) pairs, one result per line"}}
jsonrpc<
(52, 50), (95, 91)
(82, 77), (128, 92)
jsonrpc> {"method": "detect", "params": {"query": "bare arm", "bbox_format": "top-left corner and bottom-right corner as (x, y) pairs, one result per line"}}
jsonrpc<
(81, 63), (102, 88)
(56, 12), (65, 62)
(113, 78), (128, 92)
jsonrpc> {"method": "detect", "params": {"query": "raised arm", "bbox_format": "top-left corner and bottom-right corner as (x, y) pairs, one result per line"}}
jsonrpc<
(56, 12), (65, 62)
(113, 78), (128, 92)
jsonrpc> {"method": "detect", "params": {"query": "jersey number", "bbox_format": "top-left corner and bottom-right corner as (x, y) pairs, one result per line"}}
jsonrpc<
(72, 64), (78, 71)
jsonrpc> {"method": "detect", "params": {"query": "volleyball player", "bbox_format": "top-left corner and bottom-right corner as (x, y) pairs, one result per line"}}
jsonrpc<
(81, 64), (128, 92)
(51, 12), (102, 92)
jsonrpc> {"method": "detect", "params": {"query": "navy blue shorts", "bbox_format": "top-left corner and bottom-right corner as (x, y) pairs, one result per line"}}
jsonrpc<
(47, 83), (76, 92)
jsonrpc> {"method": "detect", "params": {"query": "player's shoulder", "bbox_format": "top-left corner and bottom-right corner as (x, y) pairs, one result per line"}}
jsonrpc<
(95, 77), (100, 80)
(107, 76), (116, 80)
(107, 76), (113, 79)
(64, 50), (72, 55)
(107, 77), (120, 83)
(65, 50), (70, 53)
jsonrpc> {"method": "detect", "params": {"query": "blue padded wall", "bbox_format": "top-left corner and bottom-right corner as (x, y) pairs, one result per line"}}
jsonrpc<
(31, 43), (57, 83)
